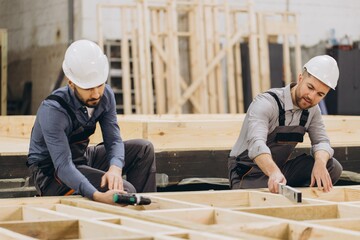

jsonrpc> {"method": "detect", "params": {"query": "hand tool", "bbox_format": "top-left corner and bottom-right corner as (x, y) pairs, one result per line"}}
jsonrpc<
(278, 183), (302, 203)
(113, 193), (151, 205)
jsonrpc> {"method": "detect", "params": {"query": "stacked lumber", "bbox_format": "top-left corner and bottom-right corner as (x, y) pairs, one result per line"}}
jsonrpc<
(97, 0), (301, 114)
(1, 186), (360, 239)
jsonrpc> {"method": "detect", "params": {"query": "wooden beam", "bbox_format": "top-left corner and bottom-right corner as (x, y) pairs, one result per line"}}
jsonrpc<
(225, 1), (237, 113)
(121, 8), (132, 114)
(0, 29), (7, 115)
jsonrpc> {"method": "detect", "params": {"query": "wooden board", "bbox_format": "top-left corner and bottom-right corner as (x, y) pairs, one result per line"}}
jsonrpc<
(1, 186), (360, 239)
(0, 29), (7, 116)
(1, 114), (360, 156)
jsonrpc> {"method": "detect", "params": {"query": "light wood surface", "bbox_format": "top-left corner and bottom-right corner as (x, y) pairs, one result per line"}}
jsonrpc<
(1, 186), (360, 239)
(0, 114), (360, 155)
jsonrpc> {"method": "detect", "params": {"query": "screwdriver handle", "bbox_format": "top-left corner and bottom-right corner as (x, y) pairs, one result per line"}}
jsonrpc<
(113, 193), (151, 205)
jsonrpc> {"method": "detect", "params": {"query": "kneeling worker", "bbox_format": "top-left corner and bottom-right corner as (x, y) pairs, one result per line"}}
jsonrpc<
(27, 39), (156, 205)
(228, 55), (343, 193)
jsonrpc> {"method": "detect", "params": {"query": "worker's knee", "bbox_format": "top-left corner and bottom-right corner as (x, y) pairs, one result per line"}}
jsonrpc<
(123, 180), (136, 193)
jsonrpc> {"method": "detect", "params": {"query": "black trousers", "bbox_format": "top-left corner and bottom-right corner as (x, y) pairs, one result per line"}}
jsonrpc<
(228, 153), (343, 189)
(31, 139), (157, 197)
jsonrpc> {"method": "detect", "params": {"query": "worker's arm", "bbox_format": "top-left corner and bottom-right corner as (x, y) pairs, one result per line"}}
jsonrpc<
(310, 150), (332, 192)
(99, 85), (125, 191)
(307, 106), (334, 192)
(254, 153), (286, 193)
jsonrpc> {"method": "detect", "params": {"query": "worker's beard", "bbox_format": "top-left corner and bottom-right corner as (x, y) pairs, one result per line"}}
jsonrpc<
(74, 87), (103, 108)
(294, 87), (315, 110)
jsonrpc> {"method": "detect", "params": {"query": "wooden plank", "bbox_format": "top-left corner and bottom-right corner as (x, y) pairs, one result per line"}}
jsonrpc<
(136, 1), (148, 114)
(131, 9), (142, 114)
(0, 206), (23, 221)
(247, 0), (261, 100)
(188, 7), (201, 114)
(143, 0), (154, 114)
(0, 29), (7, 115)
(196, 0), (209, 113)
(241, 203), (360, 222)
(2, 115), (360, 155)
(0, 220), (79, 239)
(306, 218), (360, 232)
(151, 9), (166, 114)
(0, 227), (37, 240)
(257, 12), (271, 92)
(121, 7), (132, 114)
(232, 13), (244, 113)
(204, 4), (217, 113)
(225, 1), (237, 113)
(149, 190), (321, 209)
(301, 187), (344, 201)
(213, 4), (225, 113)
(0, 116), (35, 139)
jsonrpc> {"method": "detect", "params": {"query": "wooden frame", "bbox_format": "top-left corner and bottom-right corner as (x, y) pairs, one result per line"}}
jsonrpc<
(96, 0), (300, 114)
(1, 186), (360, 239)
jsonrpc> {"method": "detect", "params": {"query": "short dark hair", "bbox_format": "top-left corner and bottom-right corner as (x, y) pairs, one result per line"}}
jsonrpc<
(302, 68), (312, 78)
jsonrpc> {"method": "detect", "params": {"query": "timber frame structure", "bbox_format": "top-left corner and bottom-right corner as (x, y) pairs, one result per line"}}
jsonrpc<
(1, 186), (360, 239)
(96, 0), (301, 114)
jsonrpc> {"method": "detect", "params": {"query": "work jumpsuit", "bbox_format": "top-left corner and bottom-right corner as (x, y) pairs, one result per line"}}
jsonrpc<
(27, 86), (156, 199)
(228, 90), (342, 189)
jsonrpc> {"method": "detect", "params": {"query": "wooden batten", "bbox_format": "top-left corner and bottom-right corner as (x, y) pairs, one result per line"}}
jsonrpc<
(151, 9), (166, 114)
(131, 9), (142, 114)
(224, 1), (237, 113)
(121, 7), (132, 114)
(0, 29), (7, 116)
(204, 4), (217, 113)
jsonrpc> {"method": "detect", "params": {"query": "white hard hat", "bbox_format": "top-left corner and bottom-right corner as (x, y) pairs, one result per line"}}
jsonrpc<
(62, 39), (109, 89)
(303, 55), (339, 90)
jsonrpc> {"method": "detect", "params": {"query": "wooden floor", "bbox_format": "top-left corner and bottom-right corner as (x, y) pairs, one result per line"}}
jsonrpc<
(1, 186), (360, 239)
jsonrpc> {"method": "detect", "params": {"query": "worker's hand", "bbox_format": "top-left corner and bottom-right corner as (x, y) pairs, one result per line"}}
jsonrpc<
(310, 159), (333, 192)
(101, 165), (124, 191)
(93, 189), (127, 205)
(268, 171), (286, 193)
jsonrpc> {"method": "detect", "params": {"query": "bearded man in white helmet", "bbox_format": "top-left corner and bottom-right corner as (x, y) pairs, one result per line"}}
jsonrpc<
(27, 40), (156, 204)
(228, 55), (343, 193)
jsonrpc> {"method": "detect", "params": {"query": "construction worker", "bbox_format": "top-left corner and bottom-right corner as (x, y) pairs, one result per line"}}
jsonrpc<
(228, 55), (343, 193)
(27, 39), (156, 205)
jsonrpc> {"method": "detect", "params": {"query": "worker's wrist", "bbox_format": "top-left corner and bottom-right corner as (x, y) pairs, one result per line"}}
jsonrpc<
(92, 191), (102, 201)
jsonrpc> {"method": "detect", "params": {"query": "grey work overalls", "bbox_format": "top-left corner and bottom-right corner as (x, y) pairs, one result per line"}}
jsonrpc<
(28, 95), (156, 196)
(228, 92), (342, 189)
